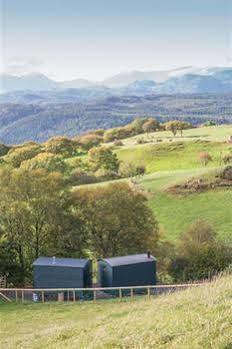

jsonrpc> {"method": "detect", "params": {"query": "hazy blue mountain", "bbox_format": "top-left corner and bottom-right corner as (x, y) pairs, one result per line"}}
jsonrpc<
(0, 73), (57, 93)
(0, 86), (113, 104)
(119, 80), (156, 96)
(1, 66), (232, 94)
(156, 74), (230, 94)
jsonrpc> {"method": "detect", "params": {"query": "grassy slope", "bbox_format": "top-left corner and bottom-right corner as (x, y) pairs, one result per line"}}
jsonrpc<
(119, 124), (232, 147)
(71, 126), (232, 241)
(1, 275), (232, 349)
(139, 169), (232, 242)
(116, 140), (231, 173)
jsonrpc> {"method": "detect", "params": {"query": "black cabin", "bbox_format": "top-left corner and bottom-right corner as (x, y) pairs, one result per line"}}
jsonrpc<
(98, 253), (156, 287)
(33, 257), (92, 289)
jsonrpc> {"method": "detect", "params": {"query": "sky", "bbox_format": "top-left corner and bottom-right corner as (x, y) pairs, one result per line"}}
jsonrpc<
(0, 0), (232, 81)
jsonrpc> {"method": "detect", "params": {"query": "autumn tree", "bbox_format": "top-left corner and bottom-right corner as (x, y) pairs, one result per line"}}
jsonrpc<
(6, 145), (42, 168)
(142, 118), (160, 134)
(78, 134), (103, 151)
(130, 118), (148, 134)
(72, 182), (159, 257)
(20, 152), (67, 173)
(165, 120), (191, 137)
(44, 136), (79, 156)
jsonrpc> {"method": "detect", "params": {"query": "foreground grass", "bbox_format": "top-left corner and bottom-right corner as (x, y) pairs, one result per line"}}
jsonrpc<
(1, 275), (232, 348)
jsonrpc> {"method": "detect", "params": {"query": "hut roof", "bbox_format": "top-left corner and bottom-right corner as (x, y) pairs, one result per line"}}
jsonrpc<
(33, 256), (89, 268)
(102, 254), (156, 267)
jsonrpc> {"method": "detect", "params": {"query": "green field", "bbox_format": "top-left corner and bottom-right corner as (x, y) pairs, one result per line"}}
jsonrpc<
(1, 274), (232, 349)
(116, 140), (231, 173)
(138, 169), (232, 241)
(118, 124), (232, 147)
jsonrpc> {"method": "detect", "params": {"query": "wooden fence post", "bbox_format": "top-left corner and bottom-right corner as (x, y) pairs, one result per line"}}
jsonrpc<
(147, 287), (150, 300)
(119, 288), (122, 301)
(22, 290), (24, 304)
(15, 290), (18, 302)
(42, 291), (45, 303)
(73, 290), (75, 302)
(93, 290), (96, 303)
(130, 288), (133, 298)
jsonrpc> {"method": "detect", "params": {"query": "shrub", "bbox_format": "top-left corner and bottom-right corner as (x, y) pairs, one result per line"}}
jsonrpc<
(0, 143), (11, 157)
(197, 151), (212, 166)
(20, 152), (67, 173)
(168, 220), (232, 282)
(44, 137), (79, 156)
(95, 169), (119, 181)
(119, 162), (138, 178)
(114, 140), (124, 146)
(78, 134), (103, 151)
(5, 145), (42, 168)
(88, 146), (119, 172)
(69, 168), (97, 185)
(136, 138), (147, 144)
(223, 153), (232, 165)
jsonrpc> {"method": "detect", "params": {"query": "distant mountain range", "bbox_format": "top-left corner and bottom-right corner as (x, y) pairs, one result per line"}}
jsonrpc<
(1, 67), (232, 103)
(1, 66), (232, 144)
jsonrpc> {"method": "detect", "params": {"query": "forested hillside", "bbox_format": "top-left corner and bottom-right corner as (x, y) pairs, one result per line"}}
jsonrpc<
(1, 93), (232, 144)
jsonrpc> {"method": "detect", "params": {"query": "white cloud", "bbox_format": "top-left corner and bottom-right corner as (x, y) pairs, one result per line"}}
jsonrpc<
(4, 56), (44, 75)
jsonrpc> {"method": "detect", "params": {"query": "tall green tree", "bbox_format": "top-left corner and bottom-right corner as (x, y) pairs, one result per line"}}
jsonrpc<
(0, 168), (84, 285)
(88, 146), (119, 173)
(72, 182), (159, 258)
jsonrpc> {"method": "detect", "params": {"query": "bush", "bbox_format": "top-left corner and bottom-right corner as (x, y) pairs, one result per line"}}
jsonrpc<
(197, 151), (212, 166)
(88, 146), (119, 173)
(136, 138), (147, 144)
(5, 145), (42, 168)
(44, 137), (79, 156)
(223, 153), (232, 165)
(114, 140), (124, 146)
(69, 168), (97, 185)
(0, 143), (11, 157)
(119, 162), (138, 178)
(168, 220), (232, 282)
(95, 169), (119, 181)
(20, 152), (67, 173)
(78, 134), (103, 151)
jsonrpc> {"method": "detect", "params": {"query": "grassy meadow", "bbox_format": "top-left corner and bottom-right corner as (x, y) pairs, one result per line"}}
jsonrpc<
(71, 125), (232, 242)
(1, 274), (232, 349)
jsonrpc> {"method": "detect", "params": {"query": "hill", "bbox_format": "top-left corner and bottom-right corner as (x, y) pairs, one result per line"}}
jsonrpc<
(1, 94), (232, 144)
(1, 274), (232, 348)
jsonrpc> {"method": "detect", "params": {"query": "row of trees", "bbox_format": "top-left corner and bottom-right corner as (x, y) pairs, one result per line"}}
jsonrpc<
(0, 169), (158, 286)
(103, 119), (192, 142)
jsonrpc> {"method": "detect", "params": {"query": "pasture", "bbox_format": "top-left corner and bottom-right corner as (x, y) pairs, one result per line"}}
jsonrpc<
(1, 274), (232, 348)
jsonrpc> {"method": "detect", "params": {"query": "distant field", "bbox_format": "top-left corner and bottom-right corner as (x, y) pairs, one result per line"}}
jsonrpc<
(1, 274), (232, 349)
(118, 124), (232, 147)
(116, 139), (231, 173)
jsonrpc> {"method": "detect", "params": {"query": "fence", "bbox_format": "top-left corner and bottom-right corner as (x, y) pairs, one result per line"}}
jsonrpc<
(0, 283), (205, 304)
